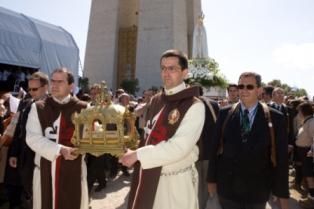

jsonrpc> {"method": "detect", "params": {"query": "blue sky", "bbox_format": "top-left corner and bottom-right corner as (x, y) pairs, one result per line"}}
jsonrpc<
(202, 0), (314, 97)
(1, 0), (314, 96)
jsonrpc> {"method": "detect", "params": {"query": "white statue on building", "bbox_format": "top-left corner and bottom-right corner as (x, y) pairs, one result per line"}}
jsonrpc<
(188, 12), (227, 98)
(192, 13), (208, 59)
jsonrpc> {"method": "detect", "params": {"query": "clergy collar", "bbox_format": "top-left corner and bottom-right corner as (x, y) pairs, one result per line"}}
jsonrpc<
(164, 82), (186, 95)
(162, 85), (200, 103)
(52, 94), (71, 104)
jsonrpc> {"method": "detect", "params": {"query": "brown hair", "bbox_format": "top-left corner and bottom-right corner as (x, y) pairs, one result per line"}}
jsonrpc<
(238, 72), (262, 87)
(160, 49), (188, 70)
(29, 71), (49, 86)
(51, 67), (74, 84)
(298, 102), (314, 117)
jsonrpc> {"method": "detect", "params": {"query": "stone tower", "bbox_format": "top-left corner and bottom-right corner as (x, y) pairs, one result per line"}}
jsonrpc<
(84, 0), (202, 91)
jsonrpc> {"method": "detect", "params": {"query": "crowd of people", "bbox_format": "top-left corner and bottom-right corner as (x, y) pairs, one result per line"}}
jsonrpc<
(0, 49), (313, 209)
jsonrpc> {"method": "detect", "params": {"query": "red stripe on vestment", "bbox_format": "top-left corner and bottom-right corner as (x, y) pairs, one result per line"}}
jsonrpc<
(54, 113), (66, 209)
(131, 108), (166, 209)
(150, 109), (167, 145)
(59, 113), (74, 145)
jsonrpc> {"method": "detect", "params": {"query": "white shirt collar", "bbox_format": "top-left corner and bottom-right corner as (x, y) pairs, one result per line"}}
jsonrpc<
(240, 101), (258, 113)
(164, 82), (186, 95)
(52, 95), (71, 104)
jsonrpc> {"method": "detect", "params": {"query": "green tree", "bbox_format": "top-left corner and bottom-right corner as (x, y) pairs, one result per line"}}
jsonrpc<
(120, 78), (140, 95)
(267, 79), (308, 97)
(267, 79), (282, 87)
(294, 88), (308, 97)
(78, 77), (89, 93)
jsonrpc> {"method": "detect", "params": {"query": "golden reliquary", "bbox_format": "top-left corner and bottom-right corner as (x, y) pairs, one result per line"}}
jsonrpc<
(71, 81), (139, 157)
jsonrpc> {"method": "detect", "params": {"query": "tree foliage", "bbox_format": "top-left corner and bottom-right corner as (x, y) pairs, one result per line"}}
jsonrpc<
(267, 79), (308, 97)
(120, 78), (140, 95)
(78, 77), (89, 93)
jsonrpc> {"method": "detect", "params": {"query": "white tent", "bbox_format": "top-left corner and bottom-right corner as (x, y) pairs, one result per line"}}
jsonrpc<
(0, 6), (79, 82)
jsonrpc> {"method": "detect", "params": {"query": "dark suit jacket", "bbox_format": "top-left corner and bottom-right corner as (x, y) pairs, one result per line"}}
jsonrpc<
(207, 102), (289, 203)
(269, 103), (294, 145)
(6, 96), (34, 188)
(198, 97), (219, 161)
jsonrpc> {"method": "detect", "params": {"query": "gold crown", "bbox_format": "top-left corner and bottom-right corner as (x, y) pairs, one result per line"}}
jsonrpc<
(71, 81), (138, 157)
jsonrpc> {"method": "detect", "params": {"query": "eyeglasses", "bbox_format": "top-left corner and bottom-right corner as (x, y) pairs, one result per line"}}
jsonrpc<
(237, 84), (257, 90)
(160, 66), (181, 73)
(28, 86), (43, 92)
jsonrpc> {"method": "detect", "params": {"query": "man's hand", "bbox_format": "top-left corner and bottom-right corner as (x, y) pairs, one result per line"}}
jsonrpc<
(60, 146), (79, 160)
(207, 183), (217, 197)
(0, 99), (6, 117)
(119, 149), (138, 168)
(9, 157), (17, 168)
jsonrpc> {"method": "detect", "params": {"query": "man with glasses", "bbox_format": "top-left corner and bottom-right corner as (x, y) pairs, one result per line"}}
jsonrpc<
(207, 72), (289, 209)
(120, 49), (205, 209)
(26, 68), (88, 209)
(6, 71), (48, 209)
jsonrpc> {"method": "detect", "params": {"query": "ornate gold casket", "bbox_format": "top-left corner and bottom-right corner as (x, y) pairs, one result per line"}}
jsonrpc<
(71, 82), (138, 157)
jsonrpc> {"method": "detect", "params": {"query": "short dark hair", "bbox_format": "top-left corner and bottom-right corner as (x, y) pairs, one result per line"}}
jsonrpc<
(263, 85), (274, 96)
(227, 83), (238, 91)
(238, 72), (262, 87)
(298, 102), (314, 117)
(29, 71), (49, 86)
(160, 49), (188, 70)
(51, 67), (74, 84)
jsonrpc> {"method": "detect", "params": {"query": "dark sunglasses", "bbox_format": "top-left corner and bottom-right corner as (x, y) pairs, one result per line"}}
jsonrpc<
(237, 84), (256, 90)
(28, 86), (42, 92)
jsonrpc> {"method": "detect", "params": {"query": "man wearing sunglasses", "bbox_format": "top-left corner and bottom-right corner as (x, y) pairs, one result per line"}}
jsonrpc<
(26, 68), (88, 209)
(207, 72), (289, 209)
(6, 71), (48, 209)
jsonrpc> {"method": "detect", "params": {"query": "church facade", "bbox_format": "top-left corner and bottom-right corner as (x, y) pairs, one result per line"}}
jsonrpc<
(84, 0), (202, 91)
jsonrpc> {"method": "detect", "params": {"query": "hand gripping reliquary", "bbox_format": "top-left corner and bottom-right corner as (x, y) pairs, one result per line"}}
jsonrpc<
(71, 82), (139, 157)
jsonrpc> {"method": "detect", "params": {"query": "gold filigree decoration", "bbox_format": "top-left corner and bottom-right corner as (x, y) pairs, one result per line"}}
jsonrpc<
(71, 81), (138, 157)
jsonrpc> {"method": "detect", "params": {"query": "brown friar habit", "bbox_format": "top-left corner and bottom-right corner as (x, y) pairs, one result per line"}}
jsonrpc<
(35, 96), (87, 209)
(128, 86), (201, 209)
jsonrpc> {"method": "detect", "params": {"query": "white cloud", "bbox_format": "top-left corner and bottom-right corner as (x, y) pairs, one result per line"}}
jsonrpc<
(272, 42), (314, 70)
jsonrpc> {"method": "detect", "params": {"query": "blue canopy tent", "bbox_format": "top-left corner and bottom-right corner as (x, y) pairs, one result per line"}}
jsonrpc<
(0, 6), (79, 90)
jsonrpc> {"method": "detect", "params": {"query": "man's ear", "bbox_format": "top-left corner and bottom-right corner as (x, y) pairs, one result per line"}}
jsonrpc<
(70, 83), (75, 92)
(257, 86), (263, 96)
(182, 68), (189, 79)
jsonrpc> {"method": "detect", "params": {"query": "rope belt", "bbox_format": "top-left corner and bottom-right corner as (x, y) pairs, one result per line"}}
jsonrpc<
(161, 165), (193, 176)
